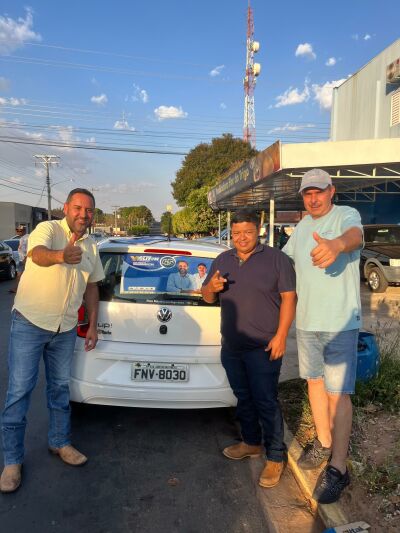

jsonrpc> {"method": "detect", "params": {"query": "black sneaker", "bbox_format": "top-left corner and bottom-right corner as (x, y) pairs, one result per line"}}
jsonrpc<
(313, 464), (350, 504)
(297, 439), (332, 470)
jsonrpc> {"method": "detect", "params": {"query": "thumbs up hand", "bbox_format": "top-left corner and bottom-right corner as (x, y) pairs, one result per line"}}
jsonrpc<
(63, 234), (83, 264)
(310, 231), (342, 268)
(208, 270), (227, 293)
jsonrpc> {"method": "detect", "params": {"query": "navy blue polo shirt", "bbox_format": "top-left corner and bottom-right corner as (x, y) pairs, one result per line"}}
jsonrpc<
(204, 244), (296, 351)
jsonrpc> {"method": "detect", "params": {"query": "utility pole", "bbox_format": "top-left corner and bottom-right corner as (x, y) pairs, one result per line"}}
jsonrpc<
(34, 155), (60, 220)
(89, 187), (99, 233)
(111, 205), (120, 234)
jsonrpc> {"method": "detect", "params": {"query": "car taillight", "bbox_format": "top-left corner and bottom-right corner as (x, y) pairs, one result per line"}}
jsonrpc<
(77, 304), (89, 338)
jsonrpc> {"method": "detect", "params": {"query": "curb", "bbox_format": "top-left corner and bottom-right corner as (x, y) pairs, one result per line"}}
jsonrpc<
(284, 420), (349, 529)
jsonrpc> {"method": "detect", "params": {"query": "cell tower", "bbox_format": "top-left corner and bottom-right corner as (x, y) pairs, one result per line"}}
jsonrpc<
(243, 0), (261, 148)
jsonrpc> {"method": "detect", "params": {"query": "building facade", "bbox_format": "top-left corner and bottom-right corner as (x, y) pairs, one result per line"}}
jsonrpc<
(0, 202), (48, 240)
(331, 39), (400, 142)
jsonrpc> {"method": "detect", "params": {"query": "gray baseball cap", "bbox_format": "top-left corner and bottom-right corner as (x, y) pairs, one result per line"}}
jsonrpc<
(299, 168), (332, 193)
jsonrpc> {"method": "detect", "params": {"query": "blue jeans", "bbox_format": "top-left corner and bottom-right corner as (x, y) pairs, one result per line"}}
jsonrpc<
(2, 310), (77, 465)
(221, 346), (286, 463)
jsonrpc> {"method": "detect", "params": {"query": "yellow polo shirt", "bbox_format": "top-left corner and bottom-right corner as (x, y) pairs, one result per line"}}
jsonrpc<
(14, 218), (104, 332)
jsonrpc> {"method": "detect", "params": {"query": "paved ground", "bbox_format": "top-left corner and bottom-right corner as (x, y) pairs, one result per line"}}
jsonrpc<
(0, 278), (323, 533)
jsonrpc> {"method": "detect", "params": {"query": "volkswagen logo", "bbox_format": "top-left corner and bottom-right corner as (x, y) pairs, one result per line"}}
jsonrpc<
(157, 307), (172, 323)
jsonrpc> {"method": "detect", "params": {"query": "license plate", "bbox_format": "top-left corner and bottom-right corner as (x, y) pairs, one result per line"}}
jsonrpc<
(131, 362), (189, 382)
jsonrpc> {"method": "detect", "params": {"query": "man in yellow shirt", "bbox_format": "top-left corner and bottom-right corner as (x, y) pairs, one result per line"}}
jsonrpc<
(0, 189), (104, 493)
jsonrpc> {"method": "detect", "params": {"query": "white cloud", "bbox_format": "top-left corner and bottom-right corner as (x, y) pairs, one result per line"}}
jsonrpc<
(0, 96), (27, 106)
(274, 82), (310, 108)
(312, 78), (346, 110)
(364, 34), (371, 40)
(24, 130), (43, 140)
(86, 137), (96, 144)
(113, 119), (135, 131)
(0, 8), (41, 55)
(295, 43), (316, 60)
(209, 65), (225, 77)
(130, 84), (149, 104)
(98, 181), (156, 194)
(220, 102), (227, 109)
(325, 57), (337, 67)
(0, 77), (10, 91)
(267, 123), (316, 134)
(91, 93), (108, 106)
(154, 105), (188, 121)
(9, 176), (22, 183)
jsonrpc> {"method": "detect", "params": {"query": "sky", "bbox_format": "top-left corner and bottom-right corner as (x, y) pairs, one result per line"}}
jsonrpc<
(0, 0), (399, 219)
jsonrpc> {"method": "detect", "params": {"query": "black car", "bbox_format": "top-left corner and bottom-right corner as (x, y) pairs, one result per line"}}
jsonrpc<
(361, 224), (400, 292)
(0, 240), (17, 280)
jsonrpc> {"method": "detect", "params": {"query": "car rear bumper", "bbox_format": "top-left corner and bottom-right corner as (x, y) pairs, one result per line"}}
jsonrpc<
(70, 341), (236, 409)
(69, 378), (236, 409)
(382, 265), (400, 284)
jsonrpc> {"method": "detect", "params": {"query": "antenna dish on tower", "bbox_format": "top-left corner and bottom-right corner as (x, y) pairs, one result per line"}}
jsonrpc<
(243, 1), (260, 149)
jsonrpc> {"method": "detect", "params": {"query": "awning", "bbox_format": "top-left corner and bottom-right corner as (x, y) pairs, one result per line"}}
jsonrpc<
(207, 138), (400, 211)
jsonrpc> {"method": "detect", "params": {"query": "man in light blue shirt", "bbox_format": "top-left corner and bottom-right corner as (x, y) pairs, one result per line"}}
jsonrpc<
(283, 168), (363, 504)
(166, 260), (194, 292)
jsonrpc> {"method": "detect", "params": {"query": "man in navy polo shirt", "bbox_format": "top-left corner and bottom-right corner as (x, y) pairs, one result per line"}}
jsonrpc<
(202, 210), (296, 488)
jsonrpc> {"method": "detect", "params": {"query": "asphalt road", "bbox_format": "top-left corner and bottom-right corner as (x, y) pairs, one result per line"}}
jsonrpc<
(0, 278), (271, 533)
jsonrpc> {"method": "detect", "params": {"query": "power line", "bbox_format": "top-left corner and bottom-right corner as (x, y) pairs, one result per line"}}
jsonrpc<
(0, 176), (44, 191)
(0, 136), (188, 155)
(0, 55), (235, 84)
(22, 41), (217, 68)
(0, 180), (46, 196)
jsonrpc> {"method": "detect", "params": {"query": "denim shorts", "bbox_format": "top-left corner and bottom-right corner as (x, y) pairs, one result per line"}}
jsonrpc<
(296, 329), (359, 394)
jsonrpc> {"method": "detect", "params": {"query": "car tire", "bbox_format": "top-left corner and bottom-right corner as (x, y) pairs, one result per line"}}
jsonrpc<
(7, 261), (16, 280)
(367, 267), (388, 293)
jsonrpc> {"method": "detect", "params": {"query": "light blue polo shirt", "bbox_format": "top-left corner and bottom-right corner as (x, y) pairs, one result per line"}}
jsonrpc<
(283, 205), (363, 332)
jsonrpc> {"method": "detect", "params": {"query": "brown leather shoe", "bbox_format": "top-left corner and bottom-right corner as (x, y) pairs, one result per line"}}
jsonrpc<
(48, 445), (88, 466)
(259, 460), (286, 488)
(222, 441), (263, 460)
(0, 464), (22, 493)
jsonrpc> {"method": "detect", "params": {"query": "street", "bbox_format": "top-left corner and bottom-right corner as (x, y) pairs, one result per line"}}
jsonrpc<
(0, 278), (319, 533)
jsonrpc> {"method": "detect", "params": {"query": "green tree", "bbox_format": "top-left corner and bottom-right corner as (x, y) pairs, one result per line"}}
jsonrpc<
(128, 225), (149, 236)
(160, 211), (173, 234)
(172, 208), (195, 235)
(120, 205), (154, 227)
(51, 208), (64, 219)
(171, 133), (257, 206)
(94, 208), (104, 224)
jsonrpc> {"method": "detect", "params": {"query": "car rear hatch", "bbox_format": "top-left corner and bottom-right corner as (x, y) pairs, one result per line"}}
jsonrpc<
(95, 249), (220, 345)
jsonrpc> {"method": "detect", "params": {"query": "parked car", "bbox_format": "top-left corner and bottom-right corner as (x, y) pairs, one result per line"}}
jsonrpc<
(0, 241), (17, 280)
(361, 224), (400, 292)
(3, 239), (21, 267)
(197, 228), (229, 245)
(70, 236), (236, 408)
(90, 232), (107, 244)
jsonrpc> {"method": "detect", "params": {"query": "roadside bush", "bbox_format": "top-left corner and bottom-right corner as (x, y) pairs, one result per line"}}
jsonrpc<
(128, 225), (149, 236)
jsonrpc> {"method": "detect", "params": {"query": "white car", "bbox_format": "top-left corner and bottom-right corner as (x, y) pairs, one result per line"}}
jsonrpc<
(70, 236), (236, 409)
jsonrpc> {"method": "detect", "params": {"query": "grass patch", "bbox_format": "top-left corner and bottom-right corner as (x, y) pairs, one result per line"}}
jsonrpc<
(354, 328), (400, 412)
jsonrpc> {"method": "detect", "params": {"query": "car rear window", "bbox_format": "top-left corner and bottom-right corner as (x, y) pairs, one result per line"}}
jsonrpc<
(98, 252), (218, 306)
(364, 227), (400, 244)
(4, 240), (18, 251)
